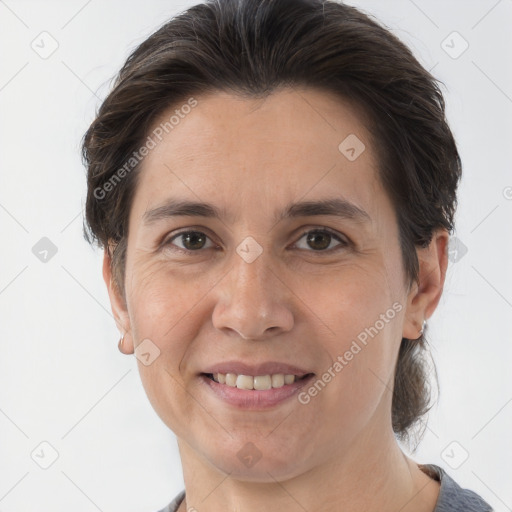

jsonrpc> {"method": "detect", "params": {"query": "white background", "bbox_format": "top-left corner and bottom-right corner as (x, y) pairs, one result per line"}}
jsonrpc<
(0, 0), (511, 510)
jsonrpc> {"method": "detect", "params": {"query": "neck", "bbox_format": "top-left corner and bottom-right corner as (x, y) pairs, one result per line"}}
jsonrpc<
(176, 419), (439, 512)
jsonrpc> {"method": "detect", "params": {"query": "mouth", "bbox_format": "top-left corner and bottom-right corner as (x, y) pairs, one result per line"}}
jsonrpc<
(201, 372), (314, 390)
(199, 371), (316, 409)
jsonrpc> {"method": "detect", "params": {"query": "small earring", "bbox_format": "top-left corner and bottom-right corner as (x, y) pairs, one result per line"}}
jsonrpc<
(118, 332), (134, 354)
(419, 320), (426, 336)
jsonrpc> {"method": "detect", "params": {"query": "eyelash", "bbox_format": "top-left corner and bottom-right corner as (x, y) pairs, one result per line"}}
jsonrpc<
(162, 227), (350, 255)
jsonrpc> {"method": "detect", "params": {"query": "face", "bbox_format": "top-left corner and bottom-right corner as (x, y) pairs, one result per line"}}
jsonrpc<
(105, 87), (442, 481)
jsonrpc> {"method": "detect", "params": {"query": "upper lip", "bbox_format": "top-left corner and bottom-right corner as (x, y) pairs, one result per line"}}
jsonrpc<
(202, 361), (313, 378)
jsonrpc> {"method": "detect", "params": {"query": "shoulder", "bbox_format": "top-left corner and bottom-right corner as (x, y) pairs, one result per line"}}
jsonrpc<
(155, 489), (185, 512)
(157, 467), (495, 512)
(420, 464), (494, 512)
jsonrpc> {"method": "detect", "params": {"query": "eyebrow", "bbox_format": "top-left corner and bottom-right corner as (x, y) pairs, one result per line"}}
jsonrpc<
(142, 197), (371, 226)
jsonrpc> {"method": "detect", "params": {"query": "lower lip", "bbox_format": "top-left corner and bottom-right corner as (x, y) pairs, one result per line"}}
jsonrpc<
(199, 374), (315, 409)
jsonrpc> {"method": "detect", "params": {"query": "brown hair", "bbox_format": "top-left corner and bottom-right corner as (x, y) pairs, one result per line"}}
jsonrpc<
(82, 0), (461, 443)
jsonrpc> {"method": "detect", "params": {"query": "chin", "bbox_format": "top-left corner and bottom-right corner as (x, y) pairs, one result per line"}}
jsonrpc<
(204, 439), (313, 482)
(214, 458), (308, 483)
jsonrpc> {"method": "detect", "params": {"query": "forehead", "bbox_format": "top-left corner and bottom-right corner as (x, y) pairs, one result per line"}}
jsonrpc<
(131, 87), (388, 226)
(147, 87), (373, 163)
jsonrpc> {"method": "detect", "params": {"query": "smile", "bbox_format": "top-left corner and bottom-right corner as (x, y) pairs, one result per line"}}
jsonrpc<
(200, 372), (316, 409)
(204, 372), (312, 390)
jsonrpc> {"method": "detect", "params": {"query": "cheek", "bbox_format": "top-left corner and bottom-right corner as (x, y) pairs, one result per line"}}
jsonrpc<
(124, 260), (212, 398)
(123, 267), (213, 438)
(126, 257), (217, 344)
(301, 263), (404, 417)
(306, 259), (403, 341)
(302, 315), (402, 452)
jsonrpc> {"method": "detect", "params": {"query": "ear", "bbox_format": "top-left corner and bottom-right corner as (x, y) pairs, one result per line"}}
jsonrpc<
(102, 246), (134, 354)
(402, 229), (449, 340)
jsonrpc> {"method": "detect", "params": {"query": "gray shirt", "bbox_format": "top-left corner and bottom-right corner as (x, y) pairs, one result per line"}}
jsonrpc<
(156, 464), (493, 511)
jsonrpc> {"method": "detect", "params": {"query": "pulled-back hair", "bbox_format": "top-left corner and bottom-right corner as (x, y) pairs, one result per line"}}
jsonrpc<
(82, 0), (461, 443)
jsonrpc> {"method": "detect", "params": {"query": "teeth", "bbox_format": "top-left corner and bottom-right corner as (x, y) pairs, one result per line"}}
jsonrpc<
(284, 374), (295, 385)
(236, 374), (254, 390)
(226, 373), (237, 387)
(272, 374), (285, 388)
(254, 375), (272, 390)
(211, 372), (301, 389)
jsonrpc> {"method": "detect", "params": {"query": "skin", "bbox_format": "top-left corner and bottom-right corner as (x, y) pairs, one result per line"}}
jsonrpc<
(103, 87), (448, 512)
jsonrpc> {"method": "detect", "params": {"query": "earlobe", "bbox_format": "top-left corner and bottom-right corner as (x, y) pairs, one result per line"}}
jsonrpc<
(118, 331), (135, 355)
(102, 247), (134, 354)
(402, 229), (449, 339)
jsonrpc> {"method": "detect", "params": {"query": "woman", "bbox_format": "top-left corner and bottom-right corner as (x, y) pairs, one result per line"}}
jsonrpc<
(82, 0), (493, 510)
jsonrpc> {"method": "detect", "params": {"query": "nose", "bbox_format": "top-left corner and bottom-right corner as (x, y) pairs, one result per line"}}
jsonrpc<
(211, 249), (294, 341)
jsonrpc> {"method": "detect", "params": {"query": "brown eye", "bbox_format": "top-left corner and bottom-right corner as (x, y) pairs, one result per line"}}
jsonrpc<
(295, 229), (348, 252)
(166, 231), (214, 252)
